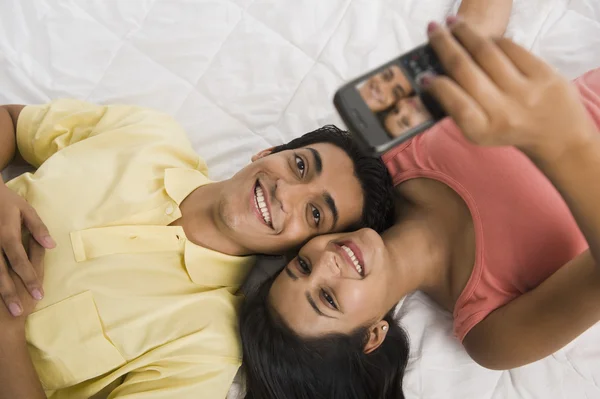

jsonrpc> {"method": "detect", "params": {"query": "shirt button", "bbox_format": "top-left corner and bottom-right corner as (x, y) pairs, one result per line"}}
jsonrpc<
(165, 205), (174, 215)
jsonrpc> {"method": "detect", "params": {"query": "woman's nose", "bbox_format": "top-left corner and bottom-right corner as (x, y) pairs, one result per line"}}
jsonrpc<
(314, 252), (341, 280)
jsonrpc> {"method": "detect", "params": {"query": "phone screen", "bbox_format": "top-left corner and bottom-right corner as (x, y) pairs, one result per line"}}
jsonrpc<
(335, 45), (446, 155)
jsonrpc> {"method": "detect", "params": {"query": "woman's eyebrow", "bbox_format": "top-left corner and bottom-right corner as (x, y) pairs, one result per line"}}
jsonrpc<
(285, 266), (298, 281)
(306, 292), (335, 319)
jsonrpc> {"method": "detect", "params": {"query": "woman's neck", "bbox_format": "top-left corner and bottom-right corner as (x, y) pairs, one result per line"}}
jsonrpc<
(389, 178), (477, 311)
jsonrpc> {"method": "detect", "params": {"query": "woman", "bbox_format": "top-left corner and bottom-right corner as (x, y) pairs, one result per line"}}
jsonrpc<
(239, 18), (600, 399)
(383, 95), (433, 138)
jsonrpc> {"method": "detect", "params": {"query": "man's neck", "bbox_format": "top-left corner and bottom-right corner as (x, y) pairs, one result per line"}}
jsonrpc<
(172, 182), (247, 256)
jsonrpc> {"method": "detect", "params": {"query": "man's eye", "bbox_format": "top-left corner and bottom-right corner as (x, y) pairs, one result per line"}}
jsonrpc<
(382, 68), (393, 81)
(298, 257), (311, 274)
(311, 206), (321, 226)
(321, 289), (338, 310)
(295, 156), (305, 177)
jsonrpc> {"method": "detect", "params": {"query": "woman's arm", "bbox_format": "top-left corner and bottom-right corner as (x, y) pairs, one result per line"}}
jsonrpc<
(457, 0), (513, 37)
(425, 19), (600, 369)
(465, 134), (600, 369)
(464, 250), (600, 369)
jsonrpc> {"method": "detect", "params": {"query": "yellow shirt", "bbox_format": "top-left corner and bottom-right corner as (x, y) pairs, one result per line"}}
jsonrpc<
(6, 99), (254, 399)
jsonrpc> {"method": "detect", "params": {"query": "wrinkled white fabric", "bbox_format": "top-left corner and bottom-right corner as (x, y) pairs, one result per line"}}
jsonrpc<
(1, 1), (599, 398)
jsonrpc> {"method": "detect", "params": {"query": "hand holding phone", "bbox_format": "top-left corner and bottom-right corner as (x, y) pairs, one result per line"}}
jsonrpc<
(425, 18), (596, 160)
(334, 17), (596, 159)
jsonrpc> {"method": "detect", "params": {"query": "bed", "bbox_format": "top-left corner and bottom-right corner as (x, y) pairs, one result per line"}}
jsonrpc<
(1, 1), (600, 398)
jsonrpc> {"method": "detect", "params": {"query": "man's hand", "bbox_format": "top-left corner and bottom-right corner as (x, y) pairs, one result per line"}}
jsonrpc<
(0, 185), (53, 316)
(0, 236), (46, 323)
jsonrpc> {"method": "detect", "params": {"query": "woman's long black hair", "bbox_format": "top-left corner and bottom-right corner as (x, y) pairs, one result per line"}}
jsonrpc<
(239, 273), (410, 399)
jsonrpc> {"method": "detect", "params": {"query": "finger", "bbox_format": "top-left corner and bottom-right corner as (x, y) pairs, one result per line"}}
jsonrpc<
(425, 75), (489, 139)
(494, 38), (554, 78)
(427, 21), (503, 110)
(28, 238), (46, 283)
(446, 18), (526, 91)
(3, 232), (43, 301)
(21, 205), (55, 249)
(0, 256), (22, 316)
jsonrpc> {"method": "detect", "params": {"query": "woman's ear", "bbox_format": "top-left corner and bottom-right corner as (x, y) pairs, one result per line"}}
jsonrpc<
(363, 320), (389, 354)
(251, 147), (276, 162)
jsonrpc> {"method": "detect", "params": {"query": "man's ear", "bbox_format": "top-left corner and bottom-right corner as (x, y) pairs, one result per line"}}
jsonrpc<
(363, 320), (389, 354)
(251, 147), (276, 162)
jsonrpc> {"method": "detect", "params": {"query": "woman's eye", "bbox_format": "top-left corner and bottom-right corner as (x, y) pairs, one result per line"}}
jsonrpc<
(295, 156), (305, 177)
(322, 289), (338, 310)
(311, 206), (321, 226)
(393, 85), (405, 101)
(298, 257), (311, 274)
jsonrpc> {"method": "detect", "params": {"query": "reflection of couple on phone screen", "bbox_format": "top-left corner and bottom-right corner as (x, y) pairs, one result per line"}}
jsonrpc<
(357, 64), (432, 138)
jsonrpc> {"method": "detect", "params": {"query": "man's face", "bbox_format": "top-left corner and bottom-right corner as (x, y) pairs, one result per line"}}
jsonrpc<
(218, 143), (365, 254)
(358, 65), (413, 113)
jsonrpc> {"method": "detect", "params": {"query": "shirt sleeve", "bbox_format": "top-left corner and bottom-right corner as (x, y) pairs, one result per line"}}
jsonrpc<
(107, 360), (240, 399)
(16, 99), (188, 168)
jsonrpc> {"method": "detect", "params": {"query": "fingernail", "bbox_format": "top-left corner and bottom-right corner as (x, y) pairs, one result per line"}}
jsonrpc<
(417, 72), (436, 88)
(446, 15), (460, 27)
(32, 289), (43, 300)
(427, 22), (440, 35)
(9, 303), (22, 317)
(44, 236), (56, 248)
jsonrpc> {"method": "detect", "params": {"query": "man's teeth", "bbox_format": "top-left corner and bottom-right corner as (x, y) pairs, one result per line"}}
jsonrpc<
(341, 244), (363, 275)
(254, 185), (271, 226)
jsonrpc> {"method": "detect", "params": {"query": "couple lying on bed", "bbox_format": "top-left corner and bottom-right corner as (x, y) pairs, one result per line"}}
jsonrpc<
(2, 13), (600, 399)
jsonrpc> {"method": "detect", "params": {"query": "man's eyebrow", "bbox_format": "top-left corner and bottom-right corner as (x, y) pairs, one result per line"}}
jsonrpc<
(307, 147), (322, 175)
(323, 193), (338, 229)
(285, 266), (298, 281)
(305, 292), (335, 319)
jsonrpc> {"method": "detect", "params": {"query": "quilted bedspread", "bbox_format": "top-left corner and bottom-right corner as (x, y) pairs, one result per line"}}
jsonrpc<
(1, 1), (600, 398)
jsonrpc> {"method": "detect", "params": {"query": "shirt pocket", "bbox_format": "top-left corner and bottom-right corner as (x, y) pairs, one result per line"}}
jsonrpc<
(26, 291), (126, 391)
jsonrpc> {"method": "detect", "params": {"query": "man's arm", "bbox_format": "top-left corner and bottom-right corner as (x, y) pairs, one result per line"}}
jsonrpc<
(0, 240), (46, 399)
(457, 0), (513, 37)
(0, 324), (46, 399)
(0, 104), (53, 316)
(0, 105), (25, 173)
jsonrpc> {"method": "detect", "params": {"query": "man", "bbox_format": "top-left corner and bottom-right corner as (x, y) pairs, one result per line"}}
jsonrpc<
(0, 99), (395, 398)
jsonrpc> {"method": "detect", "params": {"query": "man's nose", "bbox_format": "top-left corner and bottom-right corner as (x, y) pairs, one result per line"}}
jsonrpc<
(275, 179), (309, 214)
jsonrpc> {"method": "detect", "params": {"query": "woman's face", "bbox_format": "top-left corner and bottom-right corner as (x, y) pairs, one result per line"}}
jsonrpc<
(384, 96), (432, 138)
(268, 228), (399, 337)
(358, 65), (413, 112)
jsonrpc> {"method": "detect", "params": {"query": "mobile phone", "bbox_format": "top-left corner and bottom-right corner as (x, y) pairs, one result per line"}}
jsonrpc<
(334, 44), (446, 156)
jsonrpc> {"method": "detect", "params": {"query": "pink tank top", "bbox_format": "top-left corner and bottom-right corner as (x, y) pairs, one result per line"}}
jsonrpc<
(383, 68), (600, 341)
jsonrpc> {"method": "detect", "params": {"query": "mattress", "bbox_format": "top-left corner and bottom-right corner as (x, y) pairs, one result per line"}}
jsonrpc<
(1, 1), (599, 398)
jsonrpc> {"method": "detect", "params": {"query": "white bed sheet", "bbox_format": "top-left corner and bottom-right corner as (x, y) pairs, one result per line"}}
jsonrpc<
(1, 1), (599, 398)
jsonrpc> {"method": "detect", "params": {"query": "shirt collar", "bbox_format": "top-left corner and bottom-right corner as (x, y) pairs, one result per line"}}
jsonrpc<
(164, 167), (255, 288)
(164, 167), (212, 206)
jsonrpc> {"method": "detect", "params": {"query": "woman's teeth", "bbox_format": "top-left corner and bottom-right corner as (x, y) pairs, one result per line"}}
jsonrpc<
(254, 185), (271, 226)
(341, 244), (363, 275)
